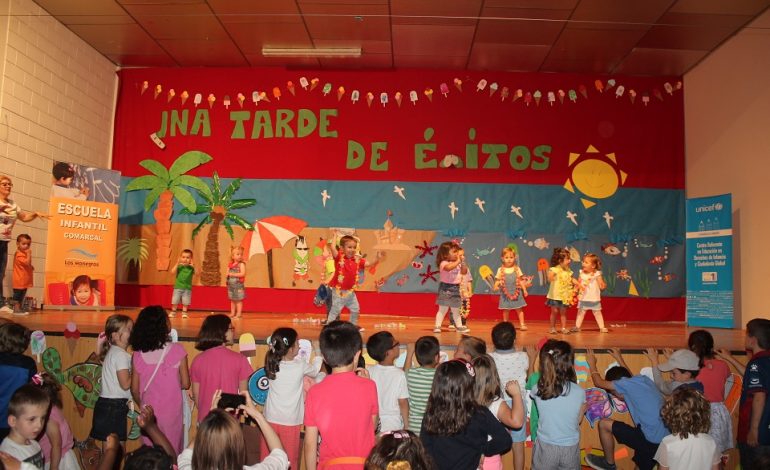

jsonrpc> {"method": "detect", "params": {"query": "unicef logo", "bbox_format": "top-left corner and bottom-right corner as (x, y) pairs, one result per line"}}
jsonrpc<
(714, 203), (723, 211)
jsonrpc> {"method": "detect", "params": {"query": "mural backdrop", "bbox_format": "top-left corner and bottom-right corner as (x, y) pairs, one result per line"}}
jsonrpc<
(113, 68), (685, 321)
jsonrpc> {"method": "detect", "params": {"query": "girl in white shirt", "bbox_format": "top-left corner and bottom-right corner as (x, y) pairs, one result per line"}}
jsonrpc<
(262, 327), (322, 469)
(572, 253), (608, 333)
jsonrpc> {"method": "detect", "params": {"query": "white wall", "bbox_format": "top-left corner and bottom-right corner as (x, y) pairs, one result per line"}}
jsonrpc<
(684, 12), (770, 326)
(0, 0), (117, 303)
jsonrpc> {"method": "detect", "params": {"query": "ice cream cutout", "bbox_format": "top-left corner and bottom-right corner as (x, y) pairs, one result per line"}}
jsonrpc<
(606, 79), (616, 91)
(322, 83), (332, 96)
(366, 92), (374, 107)
(337, 86), (345, 101)
(653, 89), (663, 101)
(394, 92), (402, 107)
(533, 90), (542, 106)
(642, 92), (650, 106)
(489, 82), (498, 97)
(409, 90), (418, 105)
(524, 91), (533, 106)
(167, 89), (176, 103)
(351, 90), (360, 104)
(440, 82), (449, 97)
(558, 89), (566, 104)
(310, 78), (320, 91)
(140, 80), (149, 95)
(513, 89), (523, 102)
(287, 81), (296, 96)
(193, 93), (203, 107)
(595, 80), (604, 93)
(615, 86), (625, 98)
(629, 89), (637, 104)
(501, 86), (510, 101)
(664, 82), (673, 95)
(223, 95), (231, 109)
(252, 91), (259, 105)
(237, 93), (246, 108)
(424, 88), (433, 102)
(299, 76), (309, 90)
(239, 333), (257, 365)
(207, 94), (216, 108)
(547, 91), (556, 106)
(30, 330), (46, 362)
(154, 84), (162, 100)
(454, 78), (463, 92)
(259, 91), (270, 103)
(64, 321), (80, 356)
(380, 92), (388, 107)
(476, 79), (487, 92)
(181, 90), (189, 105)
(579, 84), (588, 99)
(273, 87), (282, 100)
(568, 89), (578, 103)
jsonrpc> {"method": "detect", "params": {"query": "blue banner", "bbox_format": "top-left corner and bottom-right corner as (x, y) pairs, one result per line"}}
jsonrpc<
(686, 194), (733, 328)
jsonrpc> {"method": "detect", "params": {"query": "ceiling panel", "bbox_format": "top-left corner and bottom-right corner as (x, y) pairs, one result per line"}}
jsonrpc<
(394, 54), (468, 68)
(669, 0), (770, 16)
(158, 38), (248, 66)
(208, 0), (302, 16)
(468, 43), (551, 71)
(319, 53), (393, 68)
(475, 18), (566, 45)
(546, 27), (648, 62)
(227, 23), (313, 54)
(302, 4), (390, 41)
(639, 15), (750, 50)
(66, 23), (166, 55)
(570, 0), (675, 24)
(105, 53), (177, 67)
(123, 4), (229, 40)
(614, 47), (708, 75)
(392, 24), (475, 56)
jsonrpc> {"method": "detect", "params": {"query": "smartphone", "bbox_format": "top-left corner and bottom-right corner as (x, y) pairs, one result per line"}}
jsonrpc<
(217, 393), (246, 409)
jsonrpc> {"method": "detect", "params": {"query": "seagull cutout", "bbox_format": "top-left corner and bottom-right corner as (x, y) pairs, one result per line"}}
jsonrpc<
(448, 201), (459, 219)
(566, 210), (578, 226)
(510, 205), (523, 219)
(321, 189), (331, 207)
(603, 211), (614, 229)
(474, 198), (486, 213)
(393, 185), (406, 200)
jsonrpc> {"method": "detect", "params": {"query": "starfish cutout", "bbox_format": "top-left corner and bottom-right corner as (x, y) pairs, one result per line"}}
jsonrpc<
(393, 185), (406, 200)
(419, 265), (439, 284)
(321, 189), (331, 207)
(414, 240), (438, 259)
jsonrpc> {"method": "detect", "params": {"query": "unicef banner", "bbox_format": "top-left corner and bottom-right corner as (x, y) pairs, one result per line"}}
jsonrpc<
(686, 194), (733, 328)
(45, 162), (121, 309)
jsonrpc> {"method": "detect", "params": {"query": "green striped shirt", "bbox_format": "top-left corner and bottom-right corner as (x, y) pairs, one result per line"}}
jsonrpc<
(406, 367), (436, 434)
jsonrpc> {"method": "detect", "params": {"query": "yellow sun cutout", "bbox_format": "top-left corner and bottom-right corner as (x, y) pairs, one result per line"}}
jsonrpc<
(563, 145), (628, 208)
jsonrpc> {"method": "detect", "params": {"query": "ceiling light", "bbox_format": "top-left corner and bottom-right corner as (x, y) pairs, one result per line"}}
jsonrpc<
(262, 47), (362, 58)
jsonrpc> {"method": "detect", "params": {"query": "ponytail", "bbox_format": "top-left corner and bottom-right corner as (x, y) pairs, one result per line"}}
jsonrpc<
(264, 328), (298, 380)
(100, 314), (132, 362)
(536, 340), (576, 400)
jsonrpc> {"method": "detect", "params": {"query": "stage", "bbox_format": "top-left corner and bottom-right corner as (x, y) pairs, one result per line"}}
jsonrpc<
(15, 308), (748, 352)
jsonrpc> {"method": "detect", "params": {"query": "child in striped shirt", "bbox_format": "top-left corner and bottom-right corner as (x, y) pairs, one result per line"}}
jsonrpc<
(404, 336), (440, 434)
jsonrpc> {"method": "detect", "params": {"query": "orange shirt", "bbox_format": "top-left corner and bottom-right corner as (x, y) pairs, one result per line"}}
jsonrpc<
(13, 249), (33, 289)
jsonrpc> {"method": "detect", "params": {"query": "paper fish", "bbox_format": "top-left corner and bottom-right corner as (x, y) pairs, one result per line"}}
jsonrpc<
(411, 261), (424, 269)
(649, 256), (665, 265)
(566, 246), (580, 262)
(297, 339), (312, 363)
(574, 355), (590, 383)
(616, 269), (631, 281)
(473, 247), (496, 259)
(533, 238), (550, 250)
(43, 348), (101, 417)
(601, 243), (621, 256)
(584, 387), (628, 428)
(662, 273), (676, 282)
(396, 274), (410, 286)
(247, 368), (269, 406)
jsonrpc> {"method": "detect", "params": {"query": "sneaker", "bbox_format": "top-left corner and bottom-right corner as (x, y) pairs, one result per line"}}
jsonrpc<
(433, 327), (442, 333)
(548, 328), (557, 334)
(561, 328), (570, 334)
(599, 328), (609, 333)
(358, 327), (365, 332)
(0, 305), (13, 314)
(182, 312), (189, 318)
(569, 327), (581, 333)
(169, 312), (176, 318)
(519, 324), (528, 331)
(448, 324), (456, 330)
(585, 454), (616, 470)
(320, 319), (328, 326)
(12, 311), (29, 316)
(457, 326), (470, 334)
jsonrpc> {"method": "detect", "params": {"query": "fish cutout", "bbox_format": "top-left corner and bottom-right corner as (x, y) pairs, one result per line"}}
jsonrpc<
(584, 387), (628, 428)
(601, 243), (621, 256)
(649, 256), (666, 265)
(396, 274), (410, 286)
(473, 247), (496, 259)
(43, 348), (101, 417)
(248, 368), (269, 406)
(533, 238), (550, 250)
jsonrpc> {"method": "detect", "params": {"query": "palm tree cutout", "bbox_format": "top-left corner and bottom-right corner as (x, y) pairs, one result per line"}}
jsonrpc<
(184, 172), (256, 286)
(125, 151), (212, 270)
(117, 237), (148, 283)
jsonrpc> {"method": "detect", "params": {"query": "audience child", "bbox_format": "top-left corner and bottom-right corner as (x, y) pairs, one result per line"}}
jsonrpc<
(12, 234), (33, 309)
(454, 336), (486, 362)
(170, 249), (195, 318)
(364, 430), (435, 470)
(190, 315), (252, 423)
(262, 327), (322, 469)
(718, 318), (770, 469)
(488, 322), (528, 470)
(37, 373), (78, 470)
(50, 162), (87, 200)
(420, 359), (511, 470)
(90, 314), (132, 445)
(433, 241), (469, 334)
(0, 322), (36, 441)
(451, 248), (472, 331)
(585, 348), (670, 470)
(404, 337), (440, 435)
(304, 321), (378, 470)
(366, 332), (409, 433)
(688, 329), (733, 456)
(325, 236), (383, 329)
(226, 246), (247, 319)
(130, 306), (190, 454)
(493, 247), (528, 329)
(523, 337), (550, 443)
(131, 403), (177, 467)
(472, 355), (524, 470)
(0, 384), (49, 469)
(645, 348), (704, 394)
(545, 248), (576, 335)
(178, 392), (289, 470)
(654, 387), (721, 470)
(572, 253), (607, 333)
(530, 340), (586, 470)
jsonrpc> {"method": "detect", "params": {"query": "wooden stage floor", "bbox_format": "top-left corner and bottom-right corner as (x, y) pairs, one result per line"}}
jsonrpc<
(9, 308), (749, 352)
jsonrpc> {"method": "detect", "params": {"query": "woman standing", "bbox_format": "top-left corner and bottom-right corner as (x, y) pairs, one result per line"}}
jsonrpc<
(0, 175), (47, 311)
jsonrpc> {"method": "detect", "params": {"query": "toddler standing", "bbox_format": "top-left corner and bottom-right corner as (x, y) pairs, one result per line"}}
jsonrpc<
(545, 248), (576, 335)
(170, 249), (195, 318)
(494, 247), (528, 330)
(433, 241), (469, 334)
(12, 234), (33, 311)
(226, 246), (246, 319)
(572, 253), (608, 333)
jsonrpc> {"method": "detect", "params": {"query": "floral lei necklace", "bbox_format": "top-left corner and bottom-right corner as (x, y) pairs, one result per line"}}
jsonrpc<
(334, 254), (360, 298)
(556, 267), (576, 306)
(500, 266), (521, 301)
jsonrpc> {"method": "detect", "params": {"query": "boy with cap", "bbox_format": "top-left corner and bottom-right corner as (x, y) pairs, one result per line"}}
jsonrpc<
(645, 348), (704, 395)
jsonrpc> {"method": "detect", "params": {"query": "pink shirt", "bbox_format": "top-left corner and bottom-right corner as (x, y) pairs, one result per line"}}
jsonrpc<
(439, 261), (463, 284)
(698, 358), (731, 403)
(39, 406), (73, 461)
(190, 345), (253, 422)
(305, 371), (378, 468)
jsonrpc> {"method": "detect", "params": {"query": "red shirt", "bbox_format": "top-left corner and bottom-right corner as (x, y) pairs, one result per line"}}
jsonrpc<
(328, 254), (365, 290)
(698, 358), (731, 403)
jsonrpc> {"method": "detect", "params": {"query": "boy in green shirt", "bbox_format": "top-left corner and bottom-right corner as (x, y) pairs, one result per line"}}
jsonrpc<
(170, 249), (195, 318)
